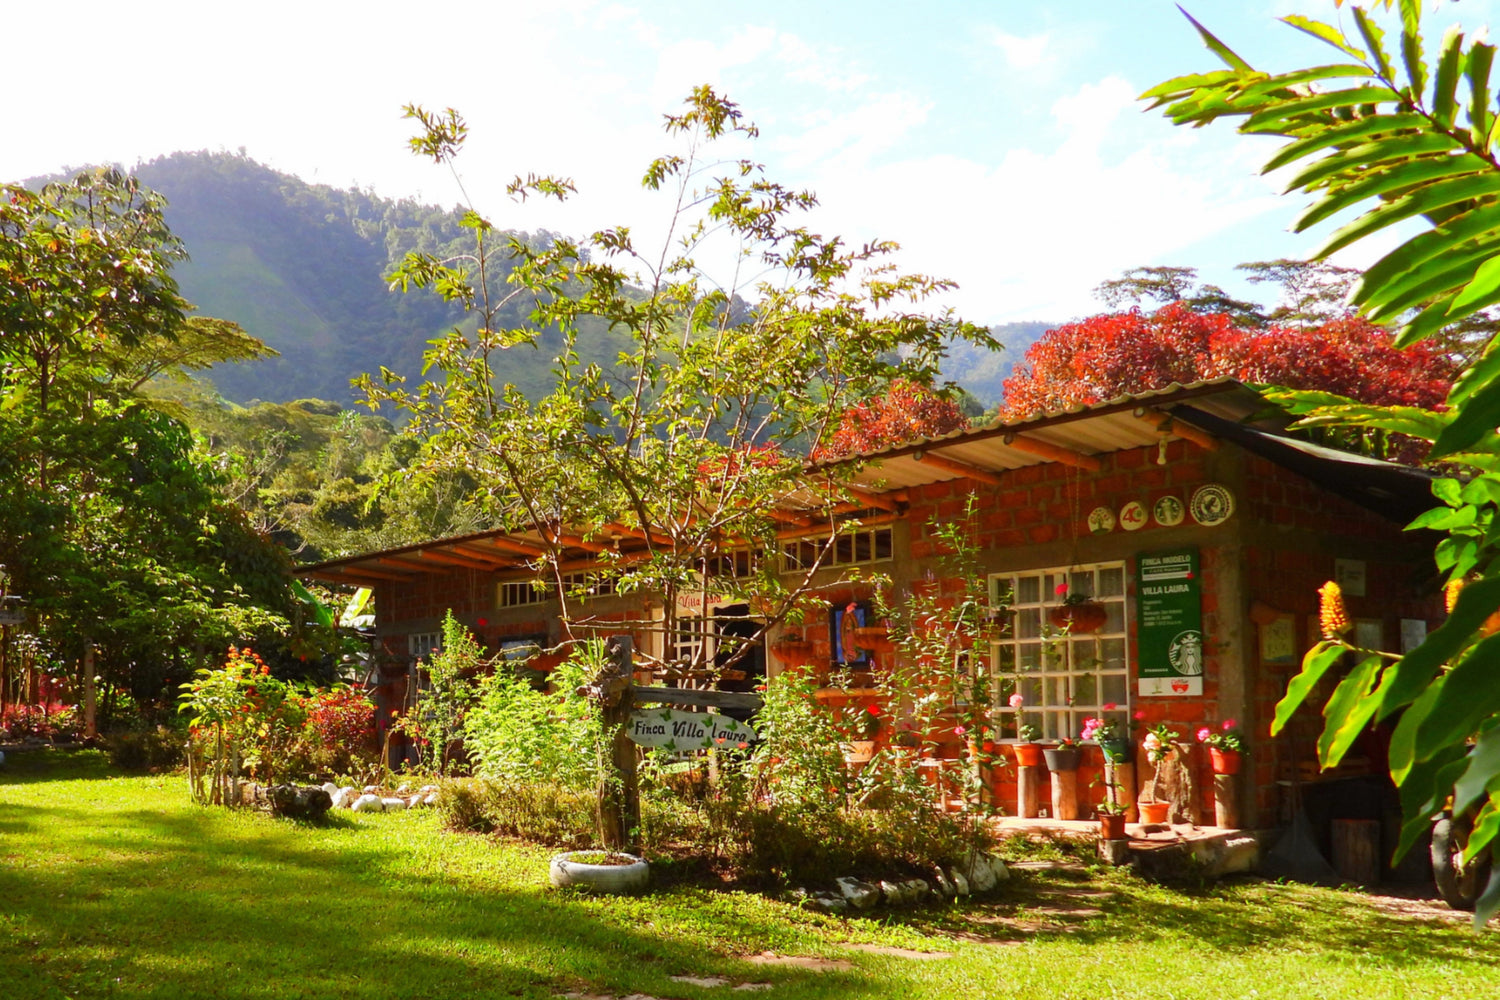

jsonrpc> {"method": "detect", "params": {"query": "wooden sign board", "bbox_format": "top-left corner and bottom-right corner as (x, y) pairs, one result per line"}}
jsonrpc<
(626, 707), (759, 750)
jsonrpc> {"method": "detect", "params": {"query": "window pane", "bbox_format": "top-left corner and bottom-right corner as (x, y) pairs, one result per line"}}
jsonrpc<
(1073, 672), (1098, 705)
(1102, 673), (1128, 704)
(875, 528), (893, 560)
(997, 645), (1016, 673)
(1105, 601), (1126, 634)
(1020, 678), (1043, 705)
(1019, 643), (1042, 672)
(1017, 608), (1041, 639)
(1098, 566), (1124, 597)
(1017, 576), (1040, 604)
(1102, 638), (1126, 671)
(1069, 571), (1094, 599)
(854, 531), (873, 562)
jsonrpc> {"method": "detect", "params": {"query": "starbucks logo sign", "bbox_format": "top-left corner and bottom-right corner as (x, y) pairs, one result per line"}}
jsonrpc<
(1168, 629), (1204, 676)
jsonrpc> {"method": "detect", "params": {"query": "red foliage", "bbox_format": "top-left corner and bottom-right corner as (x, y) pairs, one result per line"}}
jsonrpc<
(1000, 304), (1456, 419)
(304, 688), (377, 774)
(814, 379), (969, 459)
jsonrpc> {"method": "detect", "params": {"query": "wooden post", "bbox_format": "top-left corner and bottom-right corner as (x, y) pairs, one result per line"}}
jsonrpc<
(596, 635), (640, 852)
(1016, 765), (1041, 818)
(1050, 768), (1079, 820)
(83, 644), (97, 739)
(1213, 773), (1240, 829)
(1332, 818), (1380, 885)
(1107, 761), (1138, 823)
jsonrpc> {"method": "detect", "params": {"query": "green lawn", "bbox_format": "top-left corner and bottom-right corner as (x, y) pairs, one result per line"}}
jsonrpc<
(1, 749), (1493, 1000)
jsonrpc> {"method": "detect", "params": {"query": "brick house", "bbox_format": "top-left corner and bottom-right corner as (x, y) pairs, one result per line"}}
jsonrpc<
(302, 378), (1441, 834)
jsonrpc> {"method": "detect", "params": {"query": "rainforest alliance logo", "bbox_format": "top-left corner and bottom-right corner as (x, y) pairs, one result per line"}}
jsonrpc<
(1168, 629), (1204, 676)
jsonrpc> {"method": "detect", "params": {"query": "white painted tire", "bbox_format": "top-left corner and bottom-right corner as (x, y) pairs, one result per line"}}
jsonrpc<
(549, 852), (649, 894)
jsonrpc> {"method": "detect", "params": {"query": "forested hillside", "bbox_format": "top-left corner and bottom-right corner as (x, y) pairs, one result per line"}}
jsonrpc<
(25, 152), (1044, 407)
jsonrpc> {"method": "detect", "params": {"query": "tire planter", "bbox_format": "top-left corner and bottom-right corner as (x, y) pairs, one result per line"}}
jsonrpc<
(549, 851), (650, 894)
(1432, 814), (1492, 911)
(1043, 746), (1081, 772)
(1209, 747), (1241, 775)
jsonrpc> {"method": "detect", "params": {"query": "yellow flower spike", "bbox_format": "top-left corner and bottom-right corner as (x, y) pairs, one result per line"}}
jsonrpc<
(1444, 578), (1465, 614)
(1318, 580), (1351, 640)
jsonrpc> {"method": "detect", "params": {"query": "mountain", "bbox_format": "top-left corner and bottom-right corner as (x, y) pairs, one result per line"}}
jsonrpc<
(25, 152), (1049, 407)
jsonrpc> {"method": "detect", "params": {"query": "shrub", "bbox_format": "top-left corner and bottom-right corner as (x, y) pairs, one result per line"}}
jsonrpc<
(1, 702), (78, 741)
(107, 722), (187, 771)
(302, 687), (378, 779)
(442, 778), (599, 848)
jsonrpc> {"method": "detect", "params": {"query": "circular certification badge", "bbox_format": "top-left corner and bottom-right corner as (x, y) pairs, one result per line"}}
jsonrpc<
(1153, 494), (1185, 527)
(1190, 484), (1235, 526)
(1087, 506), (1116, 534)
(1119, 500), (1147, 531)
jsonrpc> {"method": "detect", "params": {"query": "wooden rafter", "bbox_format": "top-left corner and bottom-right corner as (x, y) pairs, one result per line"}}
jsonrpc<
(1135, 407), (1219, 451)
(1002, 432), (1102, 471)
(487, 536), (548, 557)
(451, 543), (524, 568)
(416, 548), (501, 570)
(775, 511), (900, 542)
(913, 450), (1002, 486)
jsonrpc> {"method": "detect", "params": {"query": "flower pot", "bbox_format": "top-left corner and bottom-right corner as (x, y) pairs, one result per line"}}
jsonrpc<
(1210, 747), (1241, 775)
(843, 740), (877, 763)
(1139, 800), (1170, 824)
(1099, 736), (1132, 763)
(1098, 812), (1127, 841)
(1014, 742), (1044, 767)
(770, 639), (815, 665)
(1043, 746), (1081, 772)
(1047, 602), (1108, 634)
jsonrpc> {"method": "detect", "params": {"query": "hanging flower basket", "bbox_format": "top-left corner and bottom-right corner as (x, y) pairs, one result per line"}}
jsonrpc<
(769, 639), (816, 665)
(1047, 601), (1108, 634)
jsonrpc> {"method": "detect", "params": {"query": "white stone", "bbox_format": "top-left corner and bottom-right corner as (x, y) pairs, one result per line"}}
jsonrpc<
(396, 783), (412, 795)
(958, 852), (996, 893)
(811, 892), (848, 915)
(932, 868), (955, 898)
(381, 796), (408, 811)
(903, 879), (930, 903)
(362, 785), (380, 795)
(328, 788), (355, 809)
(948, 869), (970, 896)
(351, 794), (384, 812)
(321, 781), (338, 795)
(418, 784), (439, 795)
(423, 792), (439, 807)
(877, 880), (905, 906)
(834, 877), (879, 910)
(987, 855), (1011, 883)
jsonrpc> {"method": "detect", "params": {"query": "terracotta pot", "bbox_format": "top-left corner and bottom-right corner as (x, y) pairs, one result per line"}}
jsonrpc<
(1098, 812), (1127, 841)
(1043, 746), (1081, 771)
(770, 639), (815, 665)
(1048, 601), (1109, 634)
(1139, 800), (1171, 824)
(1210, 747), (1241, 775)
(1014, 743), (1044, 767)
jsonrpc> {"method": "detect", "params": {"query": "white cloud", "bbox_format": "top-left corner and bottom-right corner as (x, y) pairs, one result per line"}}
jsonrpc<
(990, 30), (1052, 70)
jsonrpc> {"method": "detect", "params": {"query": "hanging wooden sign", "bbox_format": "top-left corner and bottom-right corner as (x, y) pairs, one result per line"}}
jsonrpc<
(626, 706), (759, 750)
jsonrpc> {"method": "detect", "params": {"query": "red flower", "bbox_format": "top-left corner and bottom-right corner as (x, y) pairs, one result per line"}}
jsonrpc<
(867, 704), (881, 716)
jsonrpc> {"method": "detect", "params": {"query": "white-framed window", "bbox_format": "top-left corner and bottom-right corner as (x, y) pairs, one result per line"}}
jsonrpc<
(781, 526), (894, 572)
(497, 579), (553, 608)
(671, 615), (713, 665)
(989, 562), (1129, 741)
(560, 570), (616, 599)
(409, 632), (441, 662)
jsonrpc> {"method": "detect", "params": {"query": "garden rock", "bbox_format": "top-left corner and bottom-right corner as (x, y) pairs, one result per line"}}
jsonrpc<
(834, 877), (879, 910)
(932, 868), (955, 898)
(809, 892), (848, 915)
(330, 787), (358, 809)
(381, 796), (408, 811)
(902, 878), (931, 903)
(351, 793), (384, 812)
(422, 792), (439, 807)
(958, 852), (997, 893)
(988, 854), (1011, 883)
(877, 880), (905, 906)
(948, 869), (970, 896)
(265, 784), (332, 819)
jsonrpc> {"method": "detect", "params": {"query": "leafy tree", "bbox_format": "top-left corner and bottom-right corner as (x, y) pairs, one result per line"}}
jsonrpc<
(1147, 0), (1500, 925)
(363, 89), (995, 674)
(1094, 265), (1262, 321)
(812, 378), (971, 459)
(1000, 302), (1455, 447)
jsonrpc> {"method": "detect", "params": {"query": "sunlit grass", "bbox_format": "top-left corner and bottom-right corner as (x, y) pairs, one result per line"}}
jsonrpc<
(1, 749), (1493, 999)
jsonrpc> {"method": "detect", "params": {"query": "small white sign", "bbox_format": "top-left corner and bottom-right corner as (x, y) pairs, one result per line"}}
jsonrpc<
(1401, 618), (1428, 652)
(1137, 676), (1203, 698)
(626, 707), (759, 750)
(1335, 559), (1367, 598)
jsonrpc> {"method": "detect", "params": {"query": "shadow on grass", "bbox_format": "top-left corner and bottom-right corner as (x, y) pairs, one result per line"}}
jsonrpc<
(0, 776), (873, 1000)
(0, 747), (116, 785)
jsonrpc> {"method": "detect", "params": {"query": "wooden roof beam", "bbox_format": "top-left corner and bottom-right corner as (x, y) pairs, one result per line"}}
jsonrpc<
(543, 529), (608, 553)
(767, 508), (816, 527)
(775, 511), (900, 541)
(416, 548), (503, 571)
(913, 450), (1003, 486)
(1135, 407), (1219, 451)
(486, 536), (548, 557)
(606, 523), (674, 547)
(451, 543), (524, 568)
(1002, 433), (1102, 471)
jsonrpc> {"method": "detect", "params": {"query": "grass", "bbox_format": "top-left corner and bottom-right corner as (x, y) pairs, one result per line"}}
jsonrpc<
(1, 748), (1494, 1000)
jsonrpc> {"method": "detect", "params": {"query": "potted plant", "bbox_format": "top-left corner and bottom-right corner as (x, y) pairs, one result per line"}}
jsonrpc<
(1046, 582), (1108, 634)
(842, 701), (882, 763)
(1043, 734), (1082, 772)
(1198, 719), (1245, 775)
(1009, 693), (1044, 766)
(1081, 704), (1131, 762)
(1138, 721), (1179, 823)
(1096, 796), (1128, 840)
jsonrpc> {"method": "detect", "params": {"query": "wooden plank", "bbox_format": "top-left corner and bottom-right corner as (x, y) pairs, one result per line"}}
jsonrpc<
(1002, 432), (1102, 471)
(1136, 407), (1220, 451)
(631, 685), (764, 711)
(913, 450), (1003, 486)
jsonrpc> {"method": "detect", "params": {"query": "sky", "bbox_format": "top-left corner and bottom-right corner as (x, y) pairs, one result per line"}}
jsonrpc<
(4, 0), (1493, 326)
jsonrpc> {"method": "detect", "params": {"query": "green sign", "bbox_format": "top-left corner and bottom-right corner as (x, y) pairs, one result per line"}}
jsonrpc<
(626, 707), (759, 750)
(1135, 547), (1203, 697)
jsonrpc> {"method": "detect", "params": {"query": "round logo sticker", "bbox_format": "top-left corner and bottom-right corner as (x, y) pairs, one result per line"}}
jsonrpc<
(1168, 629), (1204, 676)
(1119, 500), (1147, 531)
(1190, 484), (1235, 526)
(1087, 506), (1116, 534)
(1153, 495), (1185, 527)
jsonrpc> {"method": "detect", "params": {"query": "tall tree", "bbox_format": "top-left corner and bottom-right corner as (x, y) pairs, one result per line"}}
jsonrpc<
(1147, 0), (1500, 926)
(812, 378), (971, 459)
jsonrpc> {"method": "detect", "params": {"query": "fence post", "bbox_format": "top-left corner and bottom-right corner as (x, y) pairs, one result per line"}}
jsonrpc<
(596, 635), (640, 851)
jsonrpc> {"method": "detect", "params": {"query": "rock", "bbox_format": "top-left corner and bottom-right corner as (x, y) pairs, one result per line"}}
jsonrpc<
(987, 855), (1011, 883)
(932, 868), (955, 898)
(351, 794), (384, 812)
(396, 783), (412, 795)
(381, 796), (408, 811)
(422, 792), (439, 807)
(948, 869), (970, 896)
(902, 879), (931, 904)
(265, 785), (333, 820)
(958, 852), (997, 893)
(419, 784), (439, 795)
(330, 787), (358, 809)
(834, 877), (880, 910)
(362, 785), (380, 795)
(877, 880), (905, 906)
(321, 781), (339, 795)
(810, 892), (849, 915)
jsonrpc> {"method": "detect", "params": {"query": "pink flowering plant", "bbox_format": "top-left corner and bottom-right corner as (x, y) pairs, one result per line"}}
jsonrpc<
(1080, 703), (1123, 741)
(1141, 721), (1180, 766)
(1197, 719), (1245, 754)
(1009, 692), (1040, 742)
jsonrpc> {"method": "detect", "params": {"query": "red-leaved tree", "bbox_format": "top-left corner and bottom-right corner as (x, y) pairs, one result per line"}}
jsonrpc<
(1001, 304), (1456, 419)
(813, 379), (969, 459)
